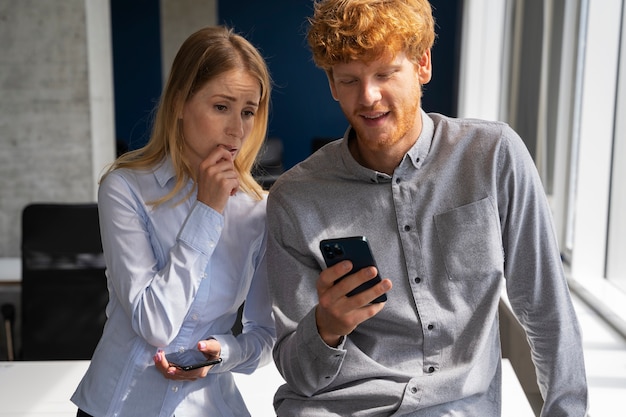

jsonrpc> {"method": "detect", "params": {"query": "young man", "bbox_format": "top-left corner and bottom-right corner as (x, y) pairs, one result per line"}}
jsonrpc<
(266, 1), (588, 415)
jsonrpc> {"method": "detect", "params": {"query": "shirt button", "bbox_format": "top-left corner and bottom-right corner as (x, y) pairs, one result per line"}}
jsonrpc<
(192, 314), (199, 321)
(396, 178), (402, 184)
(172, 386), (179, 392)
(410, 386), (418, 394)
(427, 366), (435, 373)
(427, 324), (434, 330)
(404, 225), (411, 232)
(414, 277), (421, 284)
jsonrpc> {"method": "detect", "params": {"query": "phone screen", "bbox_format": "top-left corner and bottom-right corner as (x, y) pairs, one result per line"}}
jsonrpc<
(320, 236), (387, 303)
(165, 350), (222, 371)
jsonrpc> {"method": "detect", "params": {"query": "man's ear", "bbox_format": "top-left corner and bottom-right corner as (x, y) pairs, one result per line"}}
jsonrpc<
(327, 71), (339, 101)
(417, 49), (432, 85)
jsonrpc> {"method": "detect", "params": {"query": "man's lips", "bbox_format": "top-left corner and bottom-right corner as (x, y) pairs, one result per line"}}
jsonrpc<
(359, 110), (390, 124)
(360, 111), (389, 120)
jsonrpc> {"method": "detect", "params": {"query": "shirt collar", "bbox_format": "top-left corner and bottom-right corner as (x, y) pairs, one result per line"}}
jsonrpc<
(154, 157), (176, 188)
(340, 110), (434, 183)
(406, 109), (434, 169)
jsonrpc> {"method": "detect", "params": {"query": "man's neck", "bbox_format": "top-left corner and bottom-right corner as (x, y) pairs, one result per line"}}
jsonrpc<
(348, 138), (407, 175)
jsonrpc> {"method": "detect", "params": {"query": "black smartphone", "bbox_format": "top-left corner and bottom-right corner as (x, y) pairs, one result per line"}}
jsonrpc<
(319, 236), (387, 303)
(165, 350), (222, 371)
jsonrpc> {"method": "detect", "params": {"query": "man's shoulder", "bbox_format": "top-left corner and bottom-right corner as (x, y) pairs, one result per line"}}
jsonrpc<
(271, 140), (344, 192)
(427, 112), (520, 149)
(429, 112), (510, 133)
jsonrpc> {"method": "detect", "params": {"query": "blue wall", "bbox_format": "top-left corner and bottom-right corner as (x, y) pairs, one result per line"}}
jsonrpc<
(219, 1), (346, 168)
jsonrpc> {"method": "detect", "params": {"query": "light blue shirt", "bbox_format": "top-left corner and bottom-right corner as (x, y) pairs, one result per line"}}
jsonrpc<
(71, 158), (275, 417)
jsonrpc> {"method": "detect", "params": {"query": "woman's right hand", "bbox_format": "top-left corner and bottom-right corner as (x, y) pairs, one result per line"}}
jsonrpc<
(196, 145), (239, 213)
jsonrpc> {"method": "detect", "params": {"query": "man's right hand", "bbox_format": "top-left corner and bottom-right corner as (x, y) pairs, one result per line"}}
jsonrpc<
(315, 260), (392, 347)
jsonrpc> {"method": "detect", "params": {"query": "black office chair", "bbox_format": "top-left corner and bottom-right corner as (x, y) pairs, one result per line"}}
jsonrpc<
(1, 303), (16, 360)
(20, 203), (108, 360)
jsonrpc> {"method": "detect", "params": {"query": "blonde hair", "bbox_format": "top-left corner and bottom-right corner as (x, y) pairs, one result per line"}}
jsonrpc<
(103, 26), (271, 205)
(307, 0), (435, 71)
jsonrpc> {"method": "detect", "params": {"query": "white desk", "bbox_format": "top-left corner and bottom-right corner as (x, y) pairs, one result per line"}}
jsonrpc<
(0, 359), (533, 416)
(0, 361), (89, 416)
(0, 360), (281, 417)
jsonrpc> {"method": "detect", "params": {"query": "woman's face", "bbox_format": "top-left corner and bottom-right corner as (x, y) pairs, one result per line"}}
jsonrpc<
(180, 68), (261, 171)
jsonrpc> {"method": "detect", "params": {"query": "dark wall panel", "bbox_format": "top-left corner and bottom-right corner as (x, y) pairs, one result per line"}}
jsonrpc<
(111, 0), (162, 153)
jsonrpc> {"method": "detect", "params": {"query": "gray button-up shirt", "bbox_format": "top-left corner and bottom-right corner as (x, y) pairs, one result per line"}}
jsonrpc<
(267, 111), (588, 416)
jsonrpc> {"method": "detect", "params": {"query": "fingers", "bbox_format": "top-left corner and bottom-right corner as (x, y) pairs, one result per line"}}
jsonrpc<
(153, 350), (182, 379)
(152, 349), (210, 381)
(196, 146), (239, 212)
(197, 339), (221, 359)
(318, 262), (389, 304)
(315, 263), (392, 347)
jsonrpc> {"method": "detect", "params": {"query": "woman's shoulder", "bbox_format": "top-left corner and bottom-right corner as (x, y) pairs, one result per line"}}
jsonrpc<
(223, 192), (267, 237)
(232, 191), (267, 214)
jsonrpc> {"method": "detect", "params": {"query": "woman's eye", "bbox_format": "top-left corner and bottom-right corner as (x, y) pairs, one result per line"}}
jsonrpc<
(243, 110), (255, 118)
(215, 104), (227, 111)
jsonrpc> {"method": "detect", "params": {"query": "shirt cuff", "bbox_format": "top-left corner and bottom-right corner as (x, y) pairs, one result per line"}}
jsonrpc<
(177, 201), (224, 256)
(300, 308), (347, 358)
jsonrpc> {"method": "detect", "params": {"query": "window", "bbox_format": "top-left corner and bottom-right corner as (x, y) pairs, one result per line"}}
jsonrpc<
(606, 1), (626, 295)
(459, 0), (626, 331)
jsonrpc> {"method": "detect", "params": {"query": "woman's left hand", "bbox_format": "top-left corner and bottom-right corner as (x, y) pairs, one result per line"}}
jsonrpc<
(153, 339), (222, 381)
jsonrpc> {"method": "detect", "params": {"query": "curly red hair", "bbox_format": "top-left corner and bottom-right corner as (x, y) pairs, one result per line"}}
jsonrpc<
(307, 0), (435, 71)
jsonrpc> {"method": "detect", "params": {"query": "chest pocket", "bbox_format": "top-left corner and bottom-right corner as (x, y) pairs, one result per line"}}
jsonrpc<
(434, 197), (504, 281)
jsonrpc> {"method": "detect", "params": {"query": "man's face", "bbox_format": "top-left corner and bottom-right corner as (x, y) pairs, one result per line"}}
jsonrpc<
(328, 51), (431, 155)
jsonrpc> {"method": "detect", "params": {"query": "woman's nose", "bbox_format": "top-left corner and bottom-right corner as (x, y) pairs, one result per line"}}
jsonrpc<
(225, 115), (244, 138)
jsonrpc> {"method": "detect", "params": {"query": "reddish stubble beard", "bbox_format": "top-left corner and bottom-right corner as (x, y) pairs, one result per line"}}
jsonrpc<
(346, 84), (422, 153)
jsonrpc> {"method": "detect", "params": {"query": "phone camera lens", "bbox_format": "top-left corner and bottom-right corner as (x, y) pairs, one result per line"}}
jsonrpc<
(333, 244), (343, 256)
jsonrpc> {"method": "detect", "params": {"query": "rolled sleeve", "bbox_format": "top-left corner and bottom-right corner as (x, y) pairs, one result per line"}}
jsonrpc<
(178, 201), (224, 257)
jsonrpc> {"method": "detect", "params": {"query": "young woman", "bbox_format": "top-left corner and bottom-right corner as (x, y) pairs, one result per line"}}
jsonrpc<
(71, 26), (275, 417)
